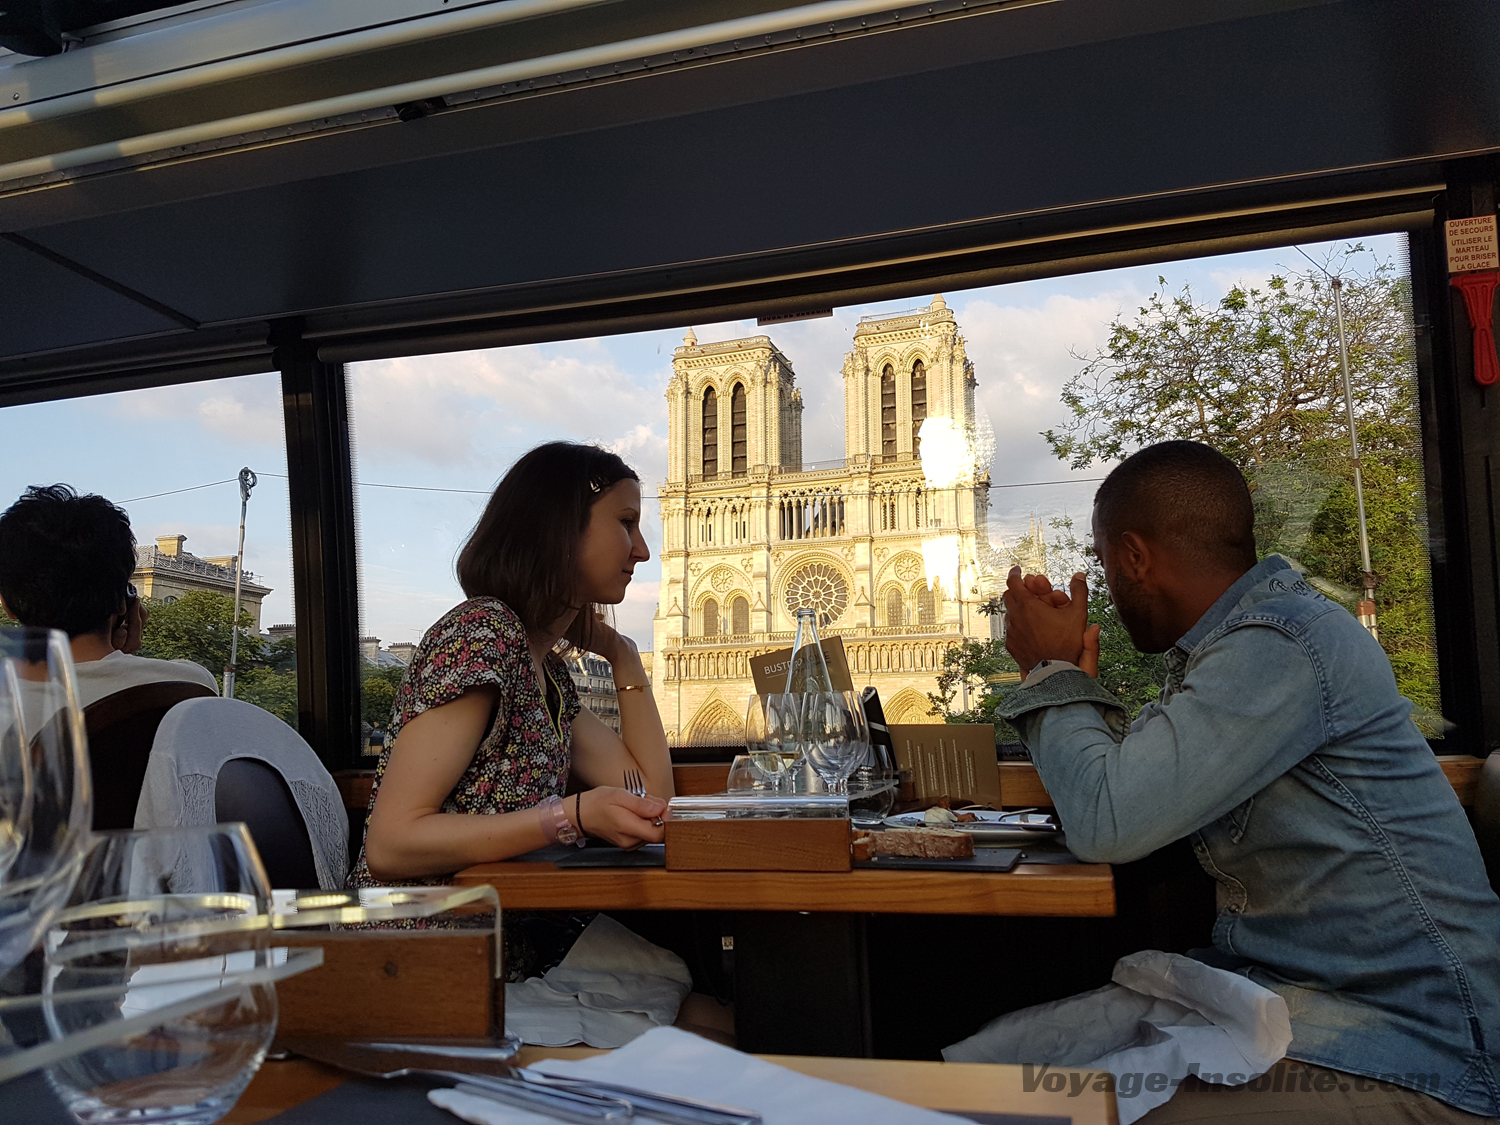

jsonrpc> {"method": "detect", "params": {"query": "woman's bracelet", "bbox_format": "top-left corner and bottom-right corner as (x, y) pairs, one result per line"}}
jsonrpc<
(617, 683), (648, 693)
(538, 795), (582, 847)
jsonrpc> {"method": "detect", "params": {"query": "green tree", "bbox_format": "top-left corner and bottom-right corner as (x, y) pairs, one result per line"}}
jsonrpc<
(362, 663), (406, 728)
(928, 637), (1020, 728)
(1043, 249), (1440, 718)
(139, 589), (254, 676)
(236, 667), (299, 726)
(139, 589), (299, 726)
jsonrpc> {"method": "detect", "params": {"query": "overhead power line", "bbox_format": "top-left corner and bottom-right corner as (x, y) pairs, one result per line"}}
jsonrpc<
(118, 478), (239, 503)
(117, 472), (1106, 506)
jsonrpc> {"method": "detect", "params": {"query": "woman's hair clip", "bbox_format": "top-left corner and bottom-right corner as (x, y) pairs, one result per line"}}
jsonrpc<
(588, 478), (603, 494)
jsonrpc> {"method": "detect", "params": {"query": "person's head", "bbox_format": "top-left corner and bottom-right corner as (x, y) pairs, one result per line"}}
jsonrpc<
(456, 442), (646, 645)
(0, 484), (137, 638)
(1091, 440), (1257, 652)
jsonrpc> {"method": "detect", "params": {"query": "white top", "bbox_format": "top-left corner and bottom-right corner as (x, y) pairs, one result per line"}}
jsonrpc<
(74, 651), (219, 709)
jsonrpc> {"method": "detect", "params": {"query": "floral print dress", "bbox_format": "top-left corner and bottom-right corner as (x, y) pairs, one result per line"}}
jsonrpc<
(347, 597), (588, 977)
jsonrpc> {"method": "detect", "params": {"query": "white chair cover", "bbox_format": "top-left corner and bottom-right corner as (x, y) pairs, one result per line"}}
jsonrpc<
(134, 697), (349, 890)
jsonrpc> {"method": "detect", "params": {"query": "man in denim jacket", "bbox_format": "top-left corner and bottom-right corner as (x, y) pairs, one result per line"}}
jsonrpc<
(997, 441), (1500, 1122)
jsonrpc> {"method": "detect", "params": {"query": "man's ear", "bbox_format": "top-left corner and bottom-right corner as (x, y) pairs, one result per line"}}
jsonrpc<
(1115, 530), (1152, 582)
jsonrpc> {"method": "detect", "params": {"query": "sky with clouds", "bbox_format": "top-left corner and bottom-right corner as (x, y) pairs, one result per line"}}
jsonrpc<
(0, 234), (1405, 651)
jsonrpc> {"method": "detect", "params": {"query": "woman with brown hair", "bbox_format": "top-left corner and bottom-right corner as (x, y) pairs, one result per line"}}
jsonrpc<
(349, 441), (671, 895)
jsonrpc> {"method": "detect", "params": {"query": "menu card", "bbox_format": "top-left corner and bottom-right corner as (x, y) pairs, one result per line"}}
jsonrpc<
(750, 636), (854, 694)
(887, 723), (1001, 806)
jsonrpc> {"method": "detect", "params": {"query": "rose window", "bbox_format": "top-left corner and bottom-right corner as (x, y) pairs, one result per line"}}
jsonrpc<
(784, 562), (849, 627)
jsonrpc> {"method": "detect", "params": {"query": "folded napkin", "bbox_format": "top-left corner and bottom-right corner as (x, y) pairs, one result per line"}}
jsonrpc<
(943, 950), (1292, 1124)
(504, 914), (693, 1048)
(428, 1026), (963, 1124)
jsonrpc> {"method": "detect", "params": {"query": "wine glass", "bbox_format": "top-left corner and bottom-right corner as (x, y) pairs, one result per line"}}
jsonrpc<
(0, 655), (31, 883)
(849, 689), (898, 824)
(744, 696), (790, 794)
(42, 824), (277, 1125)
(0, 627), (91, 978)
(802, 692), (869, 797)
(763, 694), (807, 791)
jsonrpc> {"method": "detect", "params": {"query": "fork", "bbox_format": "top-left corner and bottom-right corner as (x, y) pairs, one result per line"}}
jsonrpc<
(623, 768), (647, 798)
(624, 768), (663, 825)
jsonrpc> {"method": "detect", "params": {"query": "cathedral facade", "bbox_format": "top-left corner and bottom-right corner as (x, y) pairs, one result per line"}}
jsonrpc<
(651, 297), (1002, 745)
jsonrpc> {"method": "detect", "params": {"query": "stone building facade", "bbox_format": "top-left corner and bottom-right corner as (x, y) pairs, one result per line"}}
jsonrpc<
(132, 534), (272, 629)
(568, 653), (621, 734)
(651, 297), (1002, 745)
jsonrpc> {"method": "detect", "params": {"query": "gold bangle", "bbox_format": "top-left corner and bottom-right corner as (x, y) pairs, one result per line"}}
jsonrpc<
(617, 684), (648, 692)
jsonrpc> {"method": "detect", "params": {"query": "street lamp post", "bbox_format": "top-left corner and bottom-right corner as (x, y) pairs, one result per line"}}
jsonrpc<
(224, 467), (258, 698)
(1330, 278), (1379, 638)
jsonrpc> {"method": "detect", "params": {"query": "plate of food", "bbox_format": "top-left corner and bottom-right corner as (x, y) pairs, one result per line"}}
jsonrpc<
(881, 808), (1059, 842)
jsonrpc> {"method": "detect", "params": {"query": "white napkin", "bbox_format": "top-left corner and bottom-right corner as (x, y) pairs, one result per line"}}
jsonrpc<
(428, 1027), (962, 1124)
(943, 950), (1292, 1124)
(504, 914), (693, 1048)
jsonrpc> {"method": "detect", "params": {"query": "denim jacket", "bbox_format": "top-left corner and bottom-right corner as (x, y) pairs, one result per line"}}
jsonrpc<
(996, 555), (1500, 1114)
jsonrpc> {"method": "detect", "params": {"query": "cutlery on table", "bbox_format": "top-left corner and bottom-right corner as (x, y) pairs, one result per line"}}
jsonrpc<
(624, 768), (663, 826)
(279, 1037), (762, 1125)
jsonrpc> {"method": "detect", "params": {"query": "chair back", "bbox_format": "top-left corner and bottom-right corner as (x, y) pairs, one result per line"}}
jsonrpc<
(83, 680), (218, 830)
(1475, 750), (1500, 893)
(215, 757), (321, 890)
(140, 697), (349, 889)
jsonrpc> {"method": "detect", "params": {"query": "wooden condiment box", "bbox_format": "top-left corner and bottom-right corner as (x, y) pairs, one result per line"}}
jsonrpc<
(664, 817), (852, 872)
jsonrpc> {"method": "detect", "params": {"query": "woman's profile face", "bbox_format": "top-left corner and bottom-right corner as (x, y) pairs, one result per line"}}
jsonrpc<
(576, 478), (649, 604)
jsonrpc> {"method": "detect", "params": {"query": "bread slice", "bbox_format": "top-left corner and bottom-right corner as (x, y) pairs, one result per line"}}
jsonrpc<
(851, 830), (877, 862)
(871, 827), (974, 859)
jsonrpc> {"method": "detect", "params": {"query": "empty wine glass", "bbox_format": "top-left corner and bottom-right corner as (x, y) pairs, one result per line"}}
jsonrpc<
(763, 694), (806, 779)
(42, 824), (277, 1125)
(0, 656), (31, 883)
(0, 627), (91, 978)
(849, 688), (898, 824)
(802, 692), (869, 797)
(744, 696), (791, 794)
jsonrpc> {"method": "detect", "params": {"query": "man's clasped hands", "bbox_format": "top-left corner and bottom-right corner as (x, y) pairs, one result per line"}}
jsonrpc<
(1002, 565), (1103, 679)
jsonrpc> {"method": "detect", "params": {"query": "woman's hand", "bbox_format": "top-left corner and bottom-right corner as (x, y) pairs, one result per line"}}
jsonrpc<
(574, 786), (668, 849)
(567, 610), (635, 665)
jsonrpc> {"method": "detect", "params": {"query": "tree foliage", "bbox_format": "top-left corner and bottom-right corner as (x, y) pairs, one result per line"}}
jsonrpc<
(139, 590), (299, 725)
(362, 663), (406, 728)
(1043, 248), (1440, 719)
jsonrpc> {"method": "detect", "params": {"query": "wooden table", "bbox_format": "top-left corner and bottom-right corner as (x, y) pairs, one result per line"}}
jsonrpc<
(223, 1047), (1118, 1125)
(453, 859), (1116, 917)
(454, 854), (1113, 1057)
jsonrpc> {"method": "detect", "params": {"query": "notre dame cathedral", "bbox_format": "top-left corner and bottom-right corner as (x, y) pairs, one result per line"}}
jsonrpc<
(650, 296), (1035, 745)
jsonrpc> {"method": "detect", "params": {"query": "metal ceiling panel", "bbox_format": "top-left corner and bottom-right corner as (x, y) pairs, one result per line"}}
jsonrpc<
(0, 0), (1494, 379)
(0, 234), (187, 354)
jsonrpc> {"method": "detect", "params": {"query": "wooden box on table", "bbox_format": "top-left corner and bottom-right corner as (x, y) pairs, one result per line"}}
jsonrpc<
(274, 928), (502, 1039)
(664, 817), (853, 872)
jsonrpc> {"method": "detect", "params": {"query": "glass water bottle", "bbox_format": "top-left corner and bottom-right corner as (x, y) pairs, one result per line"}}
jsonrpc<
(784, 608), (832, 792)
(784, 608), (834, 695)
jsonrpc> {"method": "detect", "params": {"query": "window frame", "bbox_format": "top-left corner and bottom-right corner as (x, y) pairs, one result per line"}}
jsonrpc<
(5, 186), (1491, 765)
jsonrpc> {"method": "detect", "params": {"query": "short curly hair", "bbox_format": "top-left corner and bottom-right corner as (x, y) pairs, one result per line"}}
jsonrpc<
(1094, 441), (1257, 572)
(0, 484), (137, 637)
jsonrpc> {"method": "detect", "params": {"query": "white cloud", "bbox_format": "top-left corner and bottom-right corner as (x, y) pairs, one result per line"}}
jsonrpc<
(100, 378), (286, 446)
(348, 347), (669, 471)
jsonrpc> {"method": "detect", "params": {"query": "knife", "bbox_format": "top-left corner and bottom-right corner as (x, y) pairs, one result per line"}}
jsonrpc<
(280, 1037), (762, 1125)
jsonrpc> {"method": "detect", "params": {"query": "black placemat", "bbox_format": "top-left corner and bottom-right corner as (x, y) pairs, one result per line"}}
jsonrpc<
(855, 848), (1022, 872)
(2, 1071), (73, 1125)
(555, 844), (667, 868)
